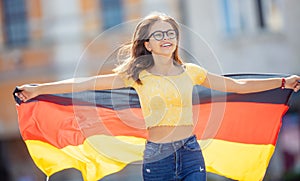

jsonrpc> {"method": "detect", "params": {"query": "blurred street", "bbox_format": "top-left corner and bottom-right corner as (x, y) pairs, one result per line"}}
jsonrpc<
(0, 0), (300, 180)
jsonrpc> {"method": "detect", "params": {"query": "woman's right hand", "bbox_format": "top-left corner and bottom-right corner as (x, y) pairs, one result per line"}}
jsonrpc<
(15, 84), (40, 102)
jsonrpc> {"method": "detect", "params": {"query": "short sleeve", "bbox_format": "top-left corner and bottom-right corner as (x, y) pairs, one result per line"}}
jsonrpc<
(185, 63), (208, 85)
(121, 75), (137, 88)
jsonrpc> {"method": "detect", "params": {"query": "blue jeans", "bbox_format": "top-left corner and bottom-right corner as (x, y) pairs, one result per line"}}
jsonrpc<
(142, 135), (206, 181)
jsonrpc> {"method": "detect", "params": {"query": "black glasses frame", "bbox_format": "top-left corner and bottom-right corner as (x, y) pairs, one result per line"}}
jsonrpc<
(148, 29), (177, 41)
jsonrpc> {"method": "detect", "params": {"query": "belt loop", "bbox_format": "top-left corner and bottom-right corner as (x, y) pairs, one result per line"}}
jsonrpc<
(181, 139), (185, 147)
(171, 141), (176, 152)
(158, 144), (162, 154)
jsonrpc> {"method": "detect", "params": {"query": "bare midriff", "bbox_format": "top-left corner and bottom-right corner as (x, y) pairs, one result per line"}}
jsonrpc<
(147, 125), (194, 143)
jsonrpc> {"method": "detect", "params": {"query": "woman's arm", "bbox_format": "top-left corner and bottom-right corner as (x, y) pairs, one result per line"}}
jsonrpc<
(202, 72), (300, 94)
(15, 73), (126, 102)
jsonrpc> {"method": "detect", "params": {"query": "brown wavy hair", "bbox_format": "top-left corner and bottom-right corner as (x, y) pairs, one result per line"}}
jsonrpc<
(113, 12), (183, 84)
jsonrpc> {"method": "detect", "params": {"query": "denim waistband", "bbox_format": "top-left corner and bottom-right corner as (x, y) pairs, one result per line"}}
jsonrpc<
(146, 135), (197, 151)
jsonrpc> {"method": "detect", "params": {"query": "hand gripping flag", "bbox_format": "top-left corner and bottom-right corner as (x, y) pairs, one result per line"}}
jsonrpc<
(14, 74), (294, 181)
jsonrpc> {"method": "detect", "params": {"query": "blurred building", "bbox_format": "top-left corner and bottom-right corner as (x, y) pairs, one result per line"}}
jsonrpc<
(183, 0), (300, 75)
(0, 0), (299, 180)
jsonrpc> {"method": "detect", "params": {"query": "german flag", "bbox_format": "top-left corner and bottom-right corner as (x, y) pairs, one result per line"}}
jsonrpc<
(14, 74), (293, 181)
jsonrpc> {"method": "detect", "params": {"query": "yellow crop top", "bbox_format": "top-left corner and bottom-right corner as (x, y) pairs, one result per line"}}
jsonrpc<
(122, 63), (207, 128)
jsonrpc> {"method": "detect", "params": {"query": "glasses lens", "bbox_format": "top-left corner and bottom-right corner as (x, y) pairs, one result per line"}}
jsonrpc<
(150, 30), (177, 41)
(153, 31), (164, 41)
(167, 30), (176, 39)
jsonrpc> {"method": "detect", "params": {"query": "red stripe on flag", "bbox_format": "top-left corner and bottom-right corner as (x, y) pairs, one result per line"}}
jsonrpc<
(18, 101), (147, 149)
(18, 100), (288, 149)
(193, 102), (288, 145)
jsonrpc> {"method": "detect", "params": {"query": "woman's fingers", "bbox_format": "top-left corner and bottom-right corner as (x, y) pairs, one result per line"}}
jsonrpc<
(15, 92), (27, 102)
(290, 76), (300, 92)
(294, 77), (300, 91)
(15, 85), (31, 102)
(294, 83), (300, 92)
(286, 75), (300, 90)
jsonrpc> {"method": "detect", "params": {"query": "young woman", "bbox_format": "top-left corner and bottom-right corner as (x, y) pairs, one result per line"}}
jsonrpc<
(16, 12), (300, 180)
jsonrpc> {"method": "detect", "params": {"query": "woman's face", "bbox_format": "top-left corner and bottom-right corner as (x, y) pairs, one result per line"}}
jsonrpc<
(144, 20), (178, 59)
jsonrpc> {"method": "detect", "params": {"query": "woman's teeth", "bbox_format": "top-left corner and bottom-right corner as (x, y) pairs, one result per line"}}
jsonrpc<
(162, 43), (172, 47)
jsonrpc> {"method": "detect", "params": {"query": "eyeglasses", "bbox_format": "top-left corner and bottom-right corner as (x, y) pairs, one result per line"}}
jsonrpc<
(148, 29), (177, 41)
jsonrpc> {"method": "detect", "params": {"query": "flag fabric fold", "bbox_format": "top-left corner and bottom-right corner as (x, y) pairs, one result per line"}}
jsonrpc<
(14, 74), (293, 181)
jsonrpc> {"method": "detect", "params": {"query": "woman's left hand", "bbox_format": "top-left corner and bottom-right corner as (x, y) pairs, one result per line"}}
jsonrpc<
(285, 75), (300, 92)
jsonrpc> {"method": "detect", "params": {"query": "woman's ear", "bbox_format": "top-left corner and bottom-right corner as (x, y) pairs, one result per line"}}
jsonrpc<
(144, 42), (152, 52)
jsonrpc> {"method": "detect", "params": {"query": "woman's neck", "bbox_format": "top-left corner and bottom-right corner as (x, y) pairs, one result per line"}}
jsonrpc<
(149, 55), (180, 76)
(152, 54), (173, 64)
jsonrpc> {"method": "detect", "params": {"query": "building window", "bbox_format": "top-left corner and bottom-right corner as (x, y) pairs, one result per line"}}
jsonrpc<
(220, 0), (283, 36)
(220, 0), (252, 36)
(100, 0), (124, 30)
(255, 0), (283, 31)
(1, 0), (29, 47)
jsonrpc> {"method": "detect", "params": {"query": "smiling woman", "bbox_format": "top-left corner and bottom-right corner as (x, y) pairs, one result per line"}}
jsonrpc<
(15, 12), (300, 181)
(143, 21), (178, 63)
